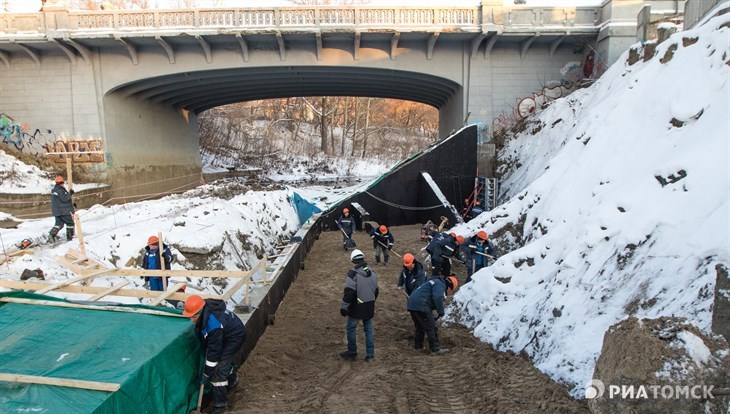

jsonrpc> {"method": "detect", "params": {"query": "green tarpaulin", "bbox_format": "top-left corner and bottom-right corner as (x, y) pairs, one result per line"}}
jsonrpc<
(0, 291), (202, 413)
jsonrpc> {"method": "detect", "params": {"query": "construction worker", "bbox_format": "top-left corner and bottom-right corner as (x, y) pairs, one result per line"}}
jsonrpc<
(465, 230), (496, 283)
(336, 207), (356, 250)
(339, 249), (379, 362)
(407, 274), (458, 355)
(469, 199), (484, 220)
(141, 235), (174, 291)
(397, 253), (426, 296)
(370, 224), (394, 266)
(49, 175), (75, 242)
(183, 295), (246, 414)
(426, 232), (464, 276)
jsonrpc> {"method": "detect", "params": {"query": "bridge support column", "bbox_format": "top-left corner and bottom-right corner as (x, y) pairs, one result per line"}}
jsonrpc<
(597, 0), (681, 66)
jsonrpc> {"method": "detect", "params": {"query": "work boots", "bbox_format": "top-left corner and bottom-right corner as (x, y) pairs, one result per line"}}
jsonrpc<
(66, 227), (74, 241)
(431, 348), (449, 355)
(49, 226), (60, 242)
(339, 351), (357, 361)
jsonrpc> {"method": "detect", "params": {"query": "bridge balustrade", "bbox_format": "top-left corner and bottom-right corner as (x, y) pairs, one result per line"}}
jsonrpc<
(0, 6), (603, 35)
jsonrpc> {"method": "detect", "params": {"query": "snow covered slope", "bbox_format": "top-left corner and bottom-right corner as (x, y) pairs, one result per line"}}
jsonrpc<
(449, 15), (729, 396)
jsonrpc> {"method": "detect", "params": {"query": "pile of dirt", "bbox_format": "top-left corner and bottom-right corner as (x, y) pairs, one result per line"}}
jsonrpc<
(589, 316), (730, 414)
(228, 224), (588, 413)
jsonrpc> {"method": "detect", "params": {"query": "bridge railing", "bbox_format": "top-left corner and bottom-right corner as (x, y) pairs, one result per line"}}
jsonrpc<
(0, 6), (602, 36)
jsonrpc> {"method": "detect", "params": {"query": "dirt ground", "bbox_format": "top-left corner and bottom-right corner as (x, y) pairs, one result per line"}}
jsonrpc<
(227, 224), (589, 414)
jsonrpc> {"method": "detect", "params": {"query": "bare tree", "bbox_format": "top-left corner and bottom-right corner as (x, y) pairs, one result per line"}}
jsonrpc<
(360, 98), (372, 158)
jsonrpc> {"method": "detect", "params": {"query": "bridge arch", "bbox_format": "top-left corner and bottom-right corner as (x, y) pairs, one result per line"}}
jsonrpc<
(109, 66), (461, 114)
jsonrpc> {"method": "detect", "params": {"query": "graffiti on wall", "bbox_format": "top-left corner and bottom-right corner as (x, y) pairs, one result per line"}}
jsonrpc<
(44, 140), (105, 163)
(0, 113), (104, 163)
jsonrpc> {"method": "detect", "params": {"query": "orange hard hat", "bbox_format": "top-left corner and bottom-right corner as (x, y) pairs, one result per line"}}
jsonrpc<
(455, 235), (464, 244)
(445, 275), (459, 293)
(477, 230), (488, 240)
(343, 208), (349, 213)
(379, 225), (387, 233)
(147, 235), (159, 246)
(54, 176), (65, 184)
(403, 253), (415, 266)
(449, 232), (456, 238)
(182, 295), (205, 317)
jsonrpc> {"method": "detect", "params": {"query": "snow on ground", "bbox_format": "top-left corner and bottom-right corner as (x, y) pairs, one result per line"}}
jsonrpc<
(448, 15), (729, 396)
(0, 150), (103, 194)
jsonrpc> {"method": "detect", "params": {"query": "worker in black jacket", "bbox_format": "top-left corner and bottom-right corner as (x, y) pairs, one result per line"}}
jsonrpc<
(339, 249), (379, 361)
(184, 295), (247, 414)
(336, 207), (356, 250)
(49, 175), (75, 241)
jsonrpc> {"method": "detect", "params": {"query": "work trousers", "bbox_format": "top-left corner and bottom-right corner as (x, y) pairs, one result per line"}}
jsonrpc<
(410, 311), (439, 351)
(346, 316), (374, 357)
(209, 331), (246, 409)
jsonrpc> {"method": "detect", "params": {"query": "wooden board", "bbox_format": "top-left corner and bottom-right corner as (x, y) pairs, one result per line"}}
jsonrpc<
(0, 372), (120, 392)
(87, 281), (130, 301)
(149, 283), (187, 306)
(0, 280), (217, 301)
(0, 297), (187, 318)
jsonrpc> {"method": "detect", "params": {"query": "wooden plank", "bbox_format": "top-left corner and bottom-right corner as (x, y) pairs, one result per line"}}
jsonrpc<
(0, 297), (187, 318)
(158, 232), (167, 291)
(87, 281), (130, 301)
(0, 280), (215, 300)
(35, 269), (112, 294)
(0, 373), (120, 392)
(220, 258), (265, 301)
(71, 256), (89, 265)
(108, 269), (249, 278)
(0, 249), (33, 265)
(74, 213), (86, 258)
(149, 283), (186, 306)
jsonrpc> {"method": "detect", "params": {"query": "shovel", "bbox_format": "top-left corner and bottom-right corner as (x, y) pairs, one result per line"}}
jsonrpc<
(189, 382), (204, 414)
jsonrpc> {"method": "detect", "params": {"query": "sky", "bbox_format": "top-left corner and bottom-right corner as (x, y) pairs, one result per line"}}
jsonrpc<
(0, 2), (726, 403)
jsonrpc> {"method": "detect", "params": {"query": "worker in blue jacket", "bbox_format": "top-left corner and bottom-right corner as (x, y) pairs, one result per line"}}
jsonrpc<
(407, 275), (458, 355)
(337, 207), (356, 250)
(465, 230), (496, 283)
(426, 232), (464, 276)
(397, 253), (426, 296)
(141, 235), (174, 291)
(184, 295), (247, 414)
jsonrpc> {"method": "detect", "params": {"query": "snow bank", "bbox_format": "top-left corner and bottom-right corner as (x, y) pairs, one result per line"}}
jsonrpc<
(449, 15), (730, 396)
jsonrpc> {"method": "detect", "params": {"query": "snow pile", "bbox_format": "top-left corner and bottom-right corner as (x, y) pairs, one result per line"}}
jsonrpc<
(0, 182), (302, 304)
(0, 150), (52, 194)
(449, 15), (729, 395)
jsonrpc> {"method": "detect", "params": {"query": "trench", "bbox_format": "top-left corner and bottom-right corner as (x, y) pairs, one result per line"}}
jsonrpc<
(227, 223), (588, 413)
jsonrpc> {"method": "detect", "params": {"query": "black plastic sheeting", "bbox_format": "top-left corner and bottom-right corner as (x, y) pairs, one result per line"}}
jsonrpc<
(320, 125), (477, 231)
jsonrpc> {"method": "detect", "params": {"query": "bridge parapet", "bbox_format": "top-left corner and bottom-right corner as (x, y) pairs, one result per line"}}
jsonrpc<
(0, 5), (602, 38)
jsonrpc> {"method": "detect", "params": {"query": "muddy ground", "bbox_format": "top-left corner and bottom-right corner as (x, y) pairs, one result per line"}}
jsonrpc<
(227, 224), (589, 413)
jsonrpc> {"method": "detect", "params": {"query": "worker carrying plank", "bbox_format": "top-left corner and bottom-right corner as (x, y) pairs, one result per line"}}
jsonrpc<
(184, 295), (247, 414)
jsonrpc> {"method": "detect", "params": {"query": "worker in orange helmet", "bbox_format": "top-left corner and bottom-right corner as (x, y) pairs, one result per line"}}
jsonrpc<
(336, 207), (356, 251)
(369, 224), (394, 266)
(48, 175), (75, 242)
(398, 253), (426, 296)
(465, 230), (496, 283)
(425, 232), (464, 277)
(406, 272), (458, 355)
(183, 295), (247, 414)
(141, 235), (174, 289)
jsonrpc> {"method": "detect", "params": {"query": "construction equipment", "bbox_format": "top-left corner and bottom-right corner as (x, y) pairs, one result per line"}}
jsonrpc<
(375, 240), (401, 258)
(337, 225), (356, 248)
(437, 216), (448, 232)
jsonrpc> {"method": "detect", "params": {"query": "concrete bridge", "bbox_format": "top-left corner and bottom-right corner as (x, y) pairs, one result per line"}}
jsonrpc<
(0, 0), (679, 195)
